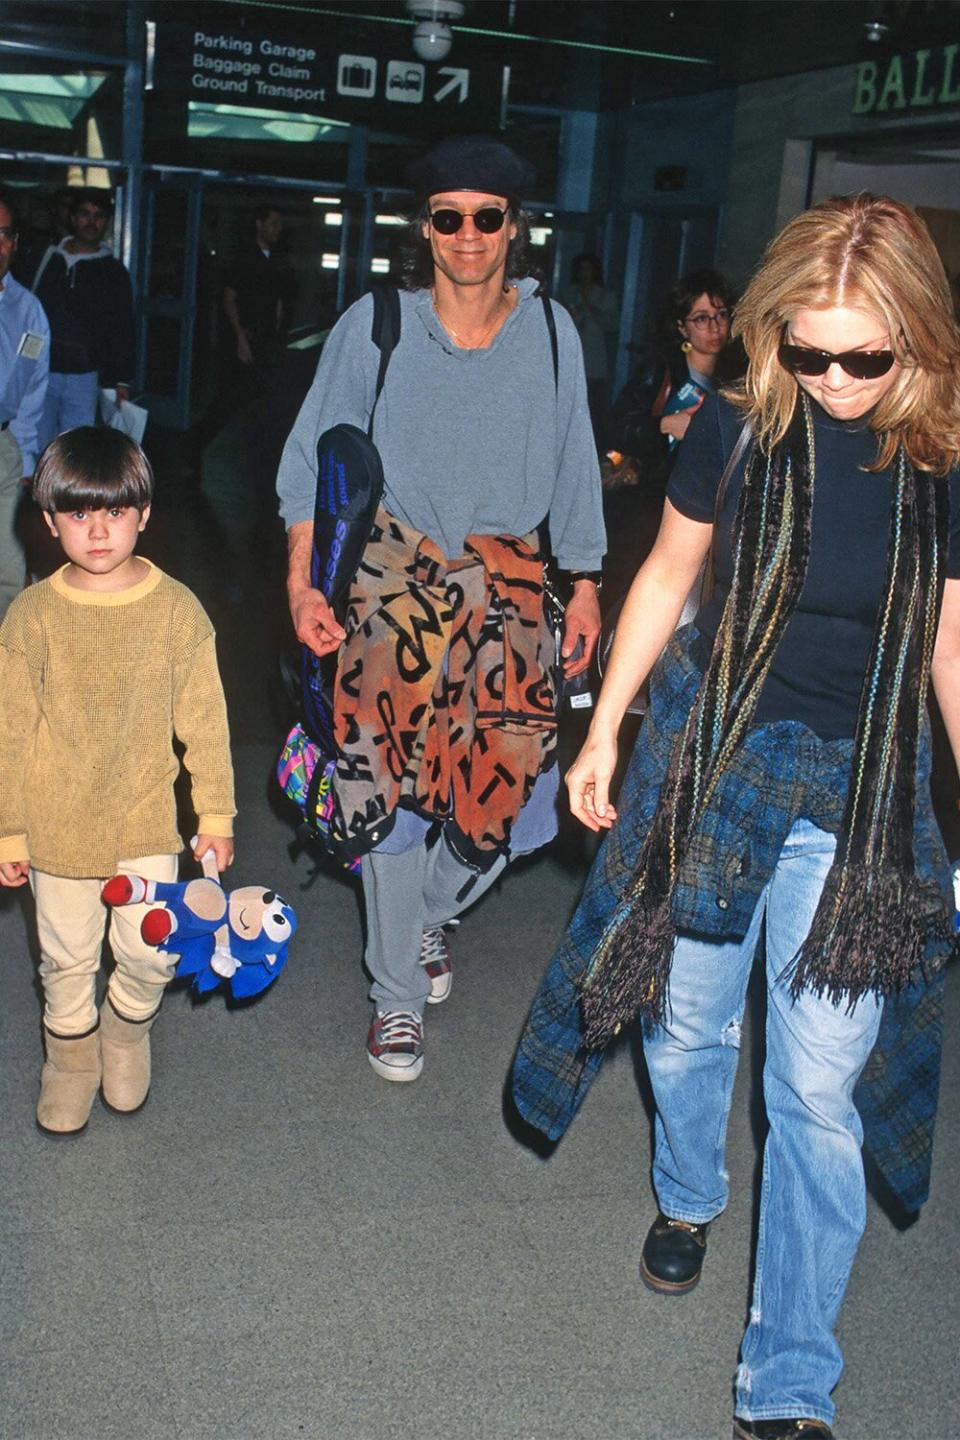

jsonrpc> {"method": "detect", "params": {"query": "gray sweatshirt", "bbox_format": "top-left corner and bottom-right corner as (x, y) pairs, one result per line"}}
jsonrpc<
(276, 277), (605, 571)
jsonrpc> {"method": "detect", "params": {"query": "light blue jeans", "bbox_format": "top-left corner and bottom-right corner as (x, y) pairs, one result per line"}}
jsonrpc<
(643, 818), (883, 1427)
(38, 370), (98, 451)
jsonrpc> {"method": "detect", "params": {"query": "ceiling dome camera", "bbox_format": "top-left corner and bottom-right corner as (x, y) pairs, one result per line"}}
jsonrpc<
(407, 0), (464, 62)
(413, 20), (453, 61)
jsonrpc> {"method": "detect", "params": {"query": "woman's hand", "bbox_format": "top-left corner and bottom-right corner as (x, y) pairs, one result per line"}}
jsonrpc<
(660, 409), (696, 443)
(565, 728), (619, 831)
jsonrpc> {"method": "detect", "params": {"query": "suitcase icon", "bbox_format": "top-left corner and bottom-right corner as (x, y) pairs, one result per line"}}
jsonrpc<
(337, 54), (377, 97)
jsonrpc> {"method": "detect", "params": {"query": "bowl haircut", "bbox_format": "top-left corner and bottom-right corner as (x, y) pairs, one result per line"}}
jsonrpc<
(32, 427), (154, 515)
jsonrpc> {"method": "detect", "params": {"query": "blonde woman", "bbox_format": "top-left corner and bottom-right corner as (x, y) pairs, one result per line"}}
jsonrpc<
(513, 194), (960, 1440)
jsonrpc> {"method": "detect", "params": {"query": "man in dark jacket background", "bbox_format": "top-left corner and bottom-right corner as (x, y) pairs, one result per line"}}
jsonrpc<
(21, 188), (134, 450)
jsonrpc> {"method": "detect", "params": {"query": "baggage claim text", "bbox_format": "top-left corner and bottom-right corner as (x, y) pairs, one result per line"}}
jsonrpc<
(191, 31), (326, 104)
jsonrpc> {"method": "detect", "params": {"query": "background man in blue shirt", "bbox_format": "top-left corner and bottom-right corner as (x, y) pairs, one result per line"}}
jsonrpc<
(0, 190), (49, 620)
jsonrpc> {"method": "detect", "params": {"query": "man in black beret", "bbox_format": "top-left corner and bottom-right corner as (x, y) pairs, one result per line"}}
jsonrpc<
(277, 133), (605, 1083)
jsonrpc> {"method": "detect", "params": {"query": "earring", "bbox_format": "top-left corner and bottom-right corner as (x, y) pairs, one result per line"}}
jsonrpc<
(681, 339), (693, 354)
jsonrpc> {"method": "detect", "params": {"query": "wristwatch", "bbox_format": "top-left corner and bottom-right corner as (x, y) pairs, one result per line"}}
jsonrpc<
(567, 570), (603, 592)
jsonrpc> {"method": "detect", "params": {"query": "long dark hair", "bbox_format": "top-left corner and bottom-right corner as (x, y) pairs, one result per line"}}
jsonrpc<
(395, 200), (540, 291)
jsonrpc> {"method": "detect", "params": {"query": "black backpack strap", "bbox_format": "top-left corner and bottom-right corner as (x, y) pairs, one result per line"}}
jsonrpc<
(368, 285), (401, 438)
(541, 293), (559, 395)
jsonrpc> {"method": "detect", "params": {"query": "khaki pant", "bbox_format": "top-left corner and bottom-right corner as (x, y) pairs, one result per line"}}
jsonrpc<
(0, 427), (25, 623)
(31, 855), (180, 1035)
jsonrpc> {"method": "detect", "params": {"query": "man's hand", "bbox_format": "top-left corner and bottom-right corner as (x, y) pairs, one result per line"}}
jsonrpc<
(236, 331), (254, 367)
(290, 585), (347, 658)
(0, 860), (30, 887)
(115, 383), (130, 405)
(561, 579), (601, 677)
(192, 835), (234, 872)
(286, 520), (347, 657)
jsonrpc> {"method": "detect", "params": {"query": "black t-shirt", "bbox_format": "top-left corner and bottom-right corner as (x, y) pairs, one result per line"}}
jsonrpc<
(667, 394), (960, 741)
(223, 244), (289, 344)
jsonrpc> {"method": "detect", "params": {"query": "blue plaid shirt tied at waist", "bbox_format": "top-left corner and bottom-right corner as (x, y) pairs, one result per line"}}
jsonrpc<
(512, 624), (954, 1214)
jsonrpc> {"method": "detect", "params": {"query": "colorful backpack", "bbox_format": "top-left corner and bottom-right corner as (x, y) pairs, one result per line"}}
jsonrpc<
(276, 286), (400, 858)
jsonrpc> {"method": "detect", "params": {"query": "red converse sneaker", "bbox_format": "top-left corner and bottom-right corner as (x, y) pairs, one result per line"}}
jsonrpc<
(367, 1009), (424, 1082)
(419, 923), (457, 1004)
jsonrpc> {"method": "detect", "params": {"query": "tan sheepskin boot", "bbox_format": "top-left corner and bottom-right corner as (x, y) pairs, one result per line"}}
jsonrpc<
(99, 999), (158, 1114)
(37, 1024), (101, 1136)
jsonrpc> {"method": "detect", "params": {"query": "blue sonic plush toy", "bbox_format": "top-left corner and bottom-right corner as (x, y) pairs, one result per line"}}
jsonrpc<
(102, 853), (296, 1000)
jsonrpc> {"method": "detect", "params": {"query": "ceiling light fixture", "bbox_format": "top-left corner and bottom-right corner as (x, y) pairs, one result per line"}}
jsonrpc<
(864, 18), (890, 42)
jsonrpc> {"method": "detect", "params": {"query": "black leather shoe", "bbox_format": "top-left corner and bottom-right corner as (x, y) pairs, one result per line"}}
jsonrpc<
(639, 1211), (709, 1294)
(733, 1419), (834, 1440)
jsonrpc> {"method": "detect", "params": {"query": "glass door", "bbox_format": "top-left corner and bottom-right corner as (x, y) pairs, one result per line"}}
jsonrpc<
(138, 171), (203, 429)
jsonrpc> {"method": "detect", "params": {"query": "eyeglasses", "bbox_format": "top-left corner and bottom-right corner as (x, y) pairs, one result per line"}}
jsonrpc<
(685, 308), (729, 329)
(429, 206), (508, 235)
(778, 342), (896, 380)
(0, 227), (16, 241)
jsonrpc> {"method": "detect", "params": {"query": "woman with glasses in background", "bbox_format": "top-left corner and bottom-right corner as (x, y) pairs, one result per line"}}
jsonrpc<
(601, 270), (744, 662)
(513, 193), (960, 1440)
(606, 267), (742, 489)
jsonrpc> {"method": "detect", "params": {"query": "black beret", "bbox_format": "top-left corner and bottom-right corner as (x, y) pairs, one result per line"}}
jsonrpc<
(404, 134), (536, 201)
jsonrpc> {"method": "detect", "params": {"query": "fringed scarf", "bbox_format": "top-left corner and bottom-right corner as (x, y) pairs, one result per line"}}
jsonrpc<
(581, 394), (949, 1050)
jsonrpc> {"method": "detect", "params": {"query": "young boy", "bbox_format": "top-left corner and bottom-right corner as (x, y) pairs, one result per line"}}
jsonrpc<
(0, 426), (235, 1136)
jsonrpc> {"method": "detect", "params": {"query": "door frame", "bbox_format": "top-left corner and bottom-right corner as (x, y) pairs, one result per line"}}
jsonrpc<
(137, 169), (203, 429)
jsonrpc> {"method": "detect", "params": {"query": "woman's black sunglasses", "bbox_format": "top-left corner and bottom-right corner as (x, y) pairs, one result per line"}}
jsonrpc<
(429, 206), (508, 235)
(778, 342), (896, 381)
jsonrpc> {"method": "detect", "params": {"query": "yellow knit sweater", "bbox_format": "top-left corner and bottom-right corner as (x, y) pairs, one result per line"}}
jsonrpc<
(0, 562), (235, 878)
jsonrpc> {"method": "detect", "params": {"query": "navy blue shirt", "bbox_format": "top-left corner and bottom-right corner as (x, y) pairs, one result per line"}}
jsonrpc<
(668, 394), (960, 740)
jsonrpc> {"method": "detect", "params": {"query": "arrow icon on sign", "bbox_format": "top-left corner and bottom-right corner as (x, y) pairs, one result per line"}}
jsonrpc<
(434, 67), (468, 103)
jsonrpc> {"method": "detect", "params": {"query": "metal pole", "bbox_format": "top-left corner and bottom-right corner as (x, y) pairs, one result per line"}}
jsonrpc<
(123, 1), (146, 383)
(499, 64), (511, 131)
(355, 189), (376, 304)
(614, 212), (644, 396)
(178, 173), (203, 426)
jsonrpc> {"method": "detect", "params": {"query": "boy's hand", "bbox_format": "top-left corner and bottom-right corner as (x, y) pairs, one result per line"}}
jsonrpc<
(192, 836), (235, 872)
(0, 860), (30, 887)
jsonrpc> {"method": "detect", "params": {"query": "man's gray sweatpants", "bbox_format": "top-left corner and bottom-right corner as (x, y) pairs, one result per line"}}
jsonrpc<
(361, 834), (506, 1013)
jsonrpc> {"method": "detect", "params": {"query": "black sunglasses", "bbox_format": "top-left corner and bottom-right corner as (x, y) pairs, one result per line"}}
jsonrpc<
(778, 342), (896, 381)
(429, 206), (508, 235)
